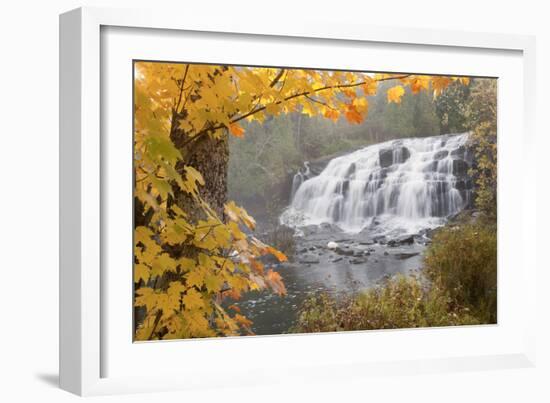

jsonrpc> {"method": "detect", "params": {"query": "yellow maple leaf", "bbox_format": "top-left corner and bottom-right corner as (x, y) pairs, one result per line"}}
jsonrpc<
(182, 289), (205, 310)
(387, 85), (405, 103)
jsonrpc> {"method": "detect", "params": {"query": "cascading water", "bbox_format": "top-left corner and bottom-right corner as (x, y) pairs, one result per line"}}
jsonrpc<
(290, 162), (312, 202)
(281, 133), (473, 235)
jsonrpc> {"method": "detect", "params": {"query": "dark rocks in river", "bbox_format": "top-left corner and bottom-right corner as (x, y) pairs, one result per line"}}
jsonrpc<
(379, 148), (394, 168)
(450, 145), (465, 158)
(319, 222), (343, 233)
(379, 146), (410, 168)
(298, 254), (320, 264)
(387, 235), (415, 247)
(393, 252), (420, 260)
(335, 247), (355, 256)
(452, 159), (469, 176)
(373, 235), (388, 244)
(434, 150), (449, 160)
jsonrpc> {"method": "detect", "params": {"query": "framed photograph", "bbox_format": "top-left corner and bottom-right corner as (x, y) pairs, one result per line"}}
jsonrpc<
(60, 6), (537, 396)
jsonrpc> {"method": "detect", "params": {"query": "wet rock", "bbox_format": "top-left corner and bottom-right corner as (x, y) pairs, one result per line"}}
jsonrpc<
(319, 222), (343, 233)
(423, 160), (439, 172)
(452, 159), (469, 176)
(393, 252), (420, 260)
(450, 145), (465, 158)
(332, 257), (343, 263)
(350, 258), (367, 264)
(388, 235), (415, 247)
(379, 146), (410, 168)
(299, 254), (320, 264)
(434, 150), (449, 160)
(300, 225), (319, 236)
(335, 247), (354, 256)
(379, 148), (394, 168)
(373, 235), (387, 244)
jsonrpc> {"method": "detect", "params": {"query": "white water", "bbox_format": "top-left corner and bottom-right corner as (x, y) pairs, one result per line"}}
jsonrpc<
(281, 133), (472, 235)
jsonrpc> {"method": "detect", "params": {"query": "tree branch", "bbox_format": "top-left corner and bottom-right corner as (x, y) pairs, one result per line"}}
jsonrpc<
(269, 69), (286, 88)
(175, 64), (190, 114)
(177, 73), (412, 149)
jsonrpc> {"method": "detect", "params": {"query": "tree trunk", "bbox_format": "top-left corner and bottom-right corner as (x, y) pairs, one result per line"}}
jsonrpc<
(170, 124), (229, 222)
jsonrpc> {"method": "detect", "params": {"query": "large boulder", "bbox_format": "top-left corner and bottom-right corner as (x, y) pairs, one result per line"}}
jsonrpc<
(433, 150), (449, 160)
(379, 148), (394, 168)
(452, 159), (470, 176)
(379, 146), (410, 168)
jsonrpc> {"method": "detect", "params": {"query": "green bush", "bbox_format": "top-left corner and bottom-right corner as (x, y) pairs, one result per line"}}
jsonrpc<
(291, 275), (479, 334)
(424, 221), (497, 323)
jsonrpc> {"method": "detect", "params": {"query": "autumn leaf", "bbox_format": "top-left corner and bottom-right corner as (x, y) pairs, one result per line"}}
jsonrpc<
(234, 314), (253, 328)
(344, 106), (363, 124)
(229, 123), (245, 137)
(134, 263), (150, 283)
(265, 269), (286, 296)
(182, 289), (204, 310)
(266, 246), (288, 262)
(387, 85), (405, 103)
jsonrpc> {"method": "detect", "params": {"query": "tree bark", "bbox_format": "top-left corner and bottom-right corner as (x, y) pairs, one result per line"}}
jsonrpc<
(170, 117), (229, 222)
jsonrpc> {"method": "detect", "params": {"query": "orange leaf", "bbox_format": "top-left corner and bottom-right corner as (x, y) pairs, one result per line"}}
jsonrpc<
(234, 313), (253, 328)
(228, 304), (241, 313)
(344, 106), (363, 124)
(324, 109), (340, 122)
(266, 269), (286, 296)
(229, 123), (245, 137)
(266, 246), (288, 262)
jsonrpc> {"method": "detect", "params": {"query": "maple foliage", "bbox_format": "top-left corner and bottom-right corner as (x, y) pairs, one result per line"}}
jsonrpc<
(133, 61), (468, 340)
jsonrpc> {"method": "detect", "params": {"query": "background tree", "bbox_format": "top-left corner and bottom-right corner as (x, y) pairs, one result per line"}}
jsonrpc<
(464, 79), (498, 219)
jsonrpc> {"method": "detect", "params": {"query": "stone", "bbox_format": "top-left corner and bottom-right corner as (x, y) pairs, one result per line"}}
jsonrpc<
(335, 247), (354, 256)
(393, 252), (420, 260)
(388, 235), (415, 247)
(299, 257), (320, 264)
(433, 150), (449, 160)
(379, 146), (410, 168)
(379, 148), (394, 168)
(452, 159), (469, 176)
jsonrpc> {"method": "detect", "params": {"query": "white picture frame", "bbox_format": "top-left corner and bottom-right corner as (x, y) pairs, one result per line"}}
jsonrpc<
(60, 6), (537, 396)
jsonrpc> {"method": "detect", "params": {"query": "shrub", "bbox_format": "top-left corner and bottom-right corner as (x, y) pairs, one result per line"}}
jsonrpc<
(291, 275), (479, 334)
(266, 225), (296, 259)
(424, 221), (497, 323)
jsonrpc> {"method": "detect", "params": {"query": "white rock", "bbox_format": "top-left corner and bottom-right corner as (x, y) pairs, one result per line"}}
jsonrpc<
(327, 241), (338, 249)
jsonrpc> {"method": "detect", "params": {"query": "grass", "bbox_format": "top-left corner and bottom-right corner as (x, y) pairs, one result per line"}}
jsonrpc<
(291, 275), (480, 333)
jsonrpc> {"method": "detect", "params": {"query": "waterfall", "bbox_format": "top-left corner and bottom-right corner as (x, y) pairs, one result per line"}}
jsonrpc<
(290, 162), (312, 202)
(281, 133), (473, 234)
